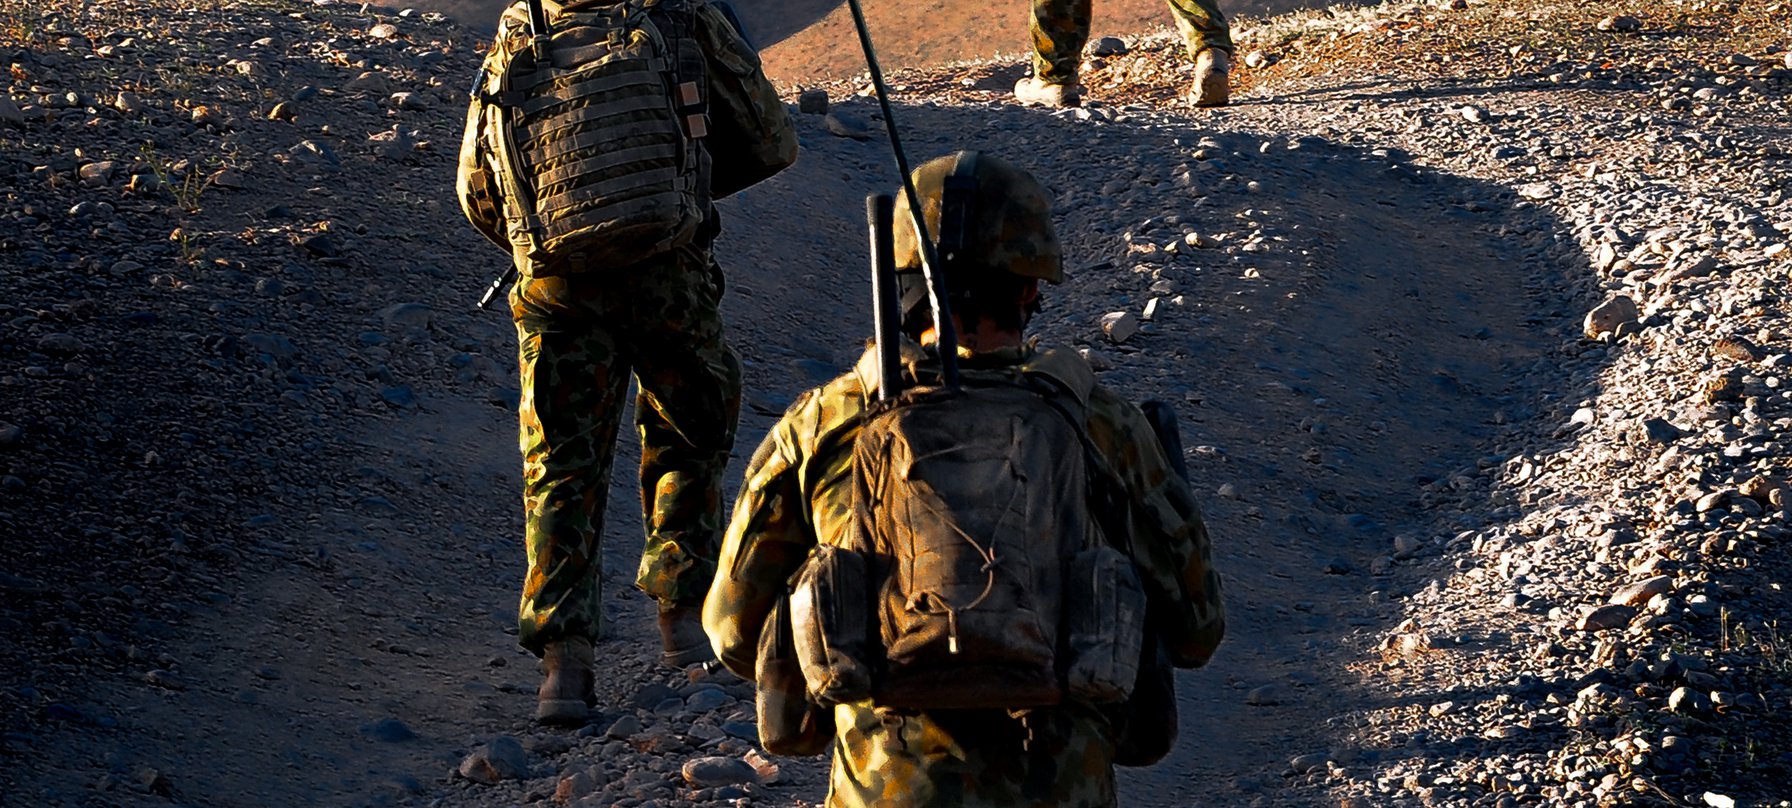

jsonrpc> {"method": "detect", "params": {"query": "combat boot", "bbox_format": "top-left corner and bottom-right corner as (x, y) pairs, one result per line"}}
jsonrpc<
(658, 602), (715, 669)
(1012, 76), (1081, 108)
(1189, 48), (1231, 107)
(536, 637), (595, 726)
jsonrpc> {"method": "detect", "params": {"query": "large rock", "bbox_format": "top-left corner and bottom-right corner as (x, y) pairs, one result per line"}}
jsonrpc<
(1583, 295), (1639, 339)
(1577, 604), (1636, 632)
(1609, 576), (1673, 608)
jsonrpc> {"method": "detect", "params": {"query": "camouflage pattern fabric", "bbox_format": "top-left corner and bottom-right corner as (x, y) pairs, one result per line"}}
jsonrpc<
(1030, 0), (1234, 85)
(704, 342), (1225, 806)
(512, 239), (741, 655)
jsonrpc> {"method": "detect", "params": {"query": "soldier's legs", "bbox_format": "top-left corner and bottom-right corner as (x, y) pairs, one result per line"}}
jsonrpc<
(1164, 0), (1233, 56)
(624, 246), (742, 607)
(512, 276), (632, 656)
(1030, 0), (1091, 84)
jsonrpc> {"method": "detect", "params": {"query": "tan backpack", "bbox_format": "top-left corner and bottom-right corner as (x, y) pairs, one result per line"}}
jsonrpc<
(790, 363), (1148, 711)
(458, 0), (707, 274)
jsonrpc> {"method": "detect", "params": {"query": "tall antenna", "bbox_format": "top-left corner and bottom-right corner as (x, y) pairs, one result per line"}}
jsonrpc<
(843, 0), (959, 389)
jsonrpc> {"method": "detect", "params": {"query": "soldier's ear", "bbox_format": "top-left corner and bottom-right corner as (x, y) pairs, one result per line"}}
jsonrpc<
(1018, 279), (1040, 307)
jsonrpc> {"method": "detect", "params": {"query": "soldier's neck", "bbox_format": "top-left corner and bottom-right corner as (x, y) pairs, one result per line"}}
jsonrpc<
(920, 319), (1024, 354)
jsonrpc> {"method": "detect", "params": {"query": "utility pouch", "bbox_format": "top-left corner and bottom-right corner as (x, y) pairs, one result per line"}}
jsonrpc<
(1113, 627), (1179, 766)
(755, 594), (834, 756)
(789, 544), (875, 705)
(1062, 545), (1147, 703)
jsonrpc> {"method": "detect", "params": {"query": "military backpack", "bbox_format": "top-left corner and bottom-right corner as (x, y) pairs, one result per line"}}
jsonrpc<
(788, 358), (1149, 712)
(459, 0), (791, 274)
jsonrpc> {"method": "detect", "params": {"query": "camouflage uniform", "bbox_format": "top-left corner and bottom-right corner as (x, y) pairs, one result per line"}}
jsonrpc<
(1031, 0), (1234, 84)
(511, 229), (742, 654)
(704, 342), (1225, 807)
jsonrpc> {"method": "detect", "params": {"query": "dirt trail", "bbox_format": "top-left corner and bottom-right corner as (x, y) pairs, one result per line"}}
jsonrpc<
(37, 0), (1780, 802)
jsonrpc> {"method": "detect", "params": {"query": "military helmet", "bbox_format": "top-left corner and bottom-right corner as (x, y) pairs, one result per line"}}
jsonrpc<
(893, 151), (1063, 284)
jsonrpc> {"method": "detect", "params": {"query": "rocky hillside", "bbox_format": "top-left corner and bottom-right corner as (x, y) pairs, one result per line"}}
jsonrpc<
(4, 0), (1791, 806)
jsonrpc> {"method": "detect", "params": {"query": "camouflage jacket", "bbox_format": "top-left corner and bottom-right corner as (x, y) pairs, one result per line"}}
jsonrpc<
(703, 341), (1225, 807)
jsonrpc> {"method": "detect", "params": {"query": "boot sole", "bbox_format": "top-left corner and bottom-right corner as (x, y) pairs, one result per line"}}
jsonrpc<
(660, 646), (717, 669)
(535, 698), (590, 726)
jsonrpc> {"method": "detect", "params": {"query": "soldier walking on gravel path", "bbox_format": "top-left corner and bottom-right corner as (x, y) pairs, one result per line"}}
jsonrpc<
(703, 152), (1225, 806)
(456, 0), (795, 724)
(1016, 0), (1234, 108)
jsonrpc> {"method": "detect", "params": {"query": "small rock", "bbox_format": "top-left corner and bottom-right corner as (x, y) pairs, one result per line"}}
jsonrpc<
(190, 105), (221, 127)
(604, 714), (641, 739)
(1739, 475), (1781, 504)
(555, 769), (599, 803)
(1100, 311), (1139, 343)
(209, 168), (247, 190)
(141, 670), (186, 691)
(1245, 684), (1279, 705)
(37, 334), (83, 356)
(1289, 752), (1328, 774)
(0, 96), (25, 128)
(381, 302), (433, 331)
(681, 756), (758, 788)
(823, 111), (875, 140)
(360, 718), (416, 742)
(1517, 182), (1558, 200)
(1668, 686), (1711, 715)
(298, 232), (340, 258)
(684, 687), (732, 712)
(380, 386), (416, 408)
(797, 89), (829, 114)
(369, 22), (399, 40)
(458, 737), (528, 784)
(1090, 36), (1127, 57)
(1458, 105), (1487, 123)
(1640, 417), (1683, 444)
(79, 161), (116, 185)
(1578, 604), (1636, 631)
(743, 748), (779, 784)
(1392, 535), (1423, 559)
(1597, 15), (1642, 32)
(268, 101), (296, 122)
(1702, 369), (1744, 403)
(345, 71), (392, 95)
(390, 91), (429, 111)
(1583, 295), (1640, 339)
(1242, 50), (1270, 69)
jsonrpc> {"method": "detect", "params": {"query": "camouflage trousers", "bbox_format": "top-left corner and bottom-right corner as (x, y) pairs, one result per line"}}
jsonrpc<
(1031, 0), (1233, 84)
(509, 241), (742, 655)
(825, 701), (1118, 808)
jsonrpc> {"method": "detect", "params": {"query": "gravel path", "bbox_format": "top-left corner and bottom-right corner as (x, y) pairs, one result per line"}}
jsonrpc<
(2, 0), (1788, 806)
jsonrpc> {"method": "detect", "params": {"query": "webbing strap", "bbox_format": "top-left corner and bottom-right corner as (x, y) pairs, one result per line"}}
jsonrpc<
(533, 144), (674, 188)
(520, 67), (663, 115)
(521, 93), (669, 142)
(537, 165), (678, 211)
(543, 190), (687, 233)
(524, 121), (677, 166)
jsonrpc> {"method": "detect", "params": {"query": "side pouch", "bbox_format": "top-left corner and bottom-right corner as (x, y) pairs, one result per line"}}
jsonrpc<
(1062, 545), (1147, 704)
(456, 82), (508, 251)
(788, 544), (875, 705)
(1113, 627), (1178, 766)
(693, 1), (797, 198)
(756, 594), (835, 756)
